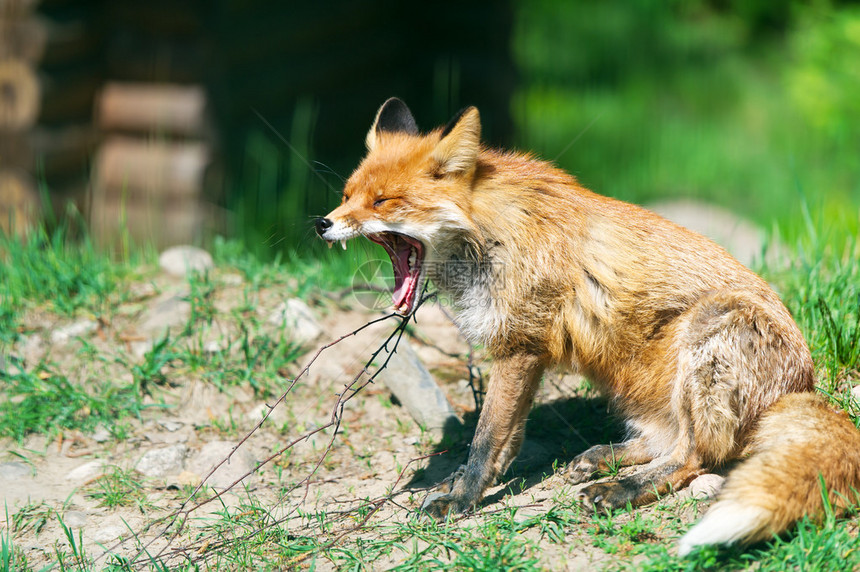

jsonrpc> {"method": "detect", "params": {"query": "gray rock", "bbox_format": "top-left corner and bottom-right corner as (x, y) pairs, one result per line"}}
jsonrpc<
(851, 384), (860, 406)
(687, 473), (725, 499)
(128, 282), (158, 301)
(158, 245), (214, 277)
(0, 462), (31, 479)
(268, 299), (323, 346)
(130, 340), (154, 360)
(19, 333), (44, 363)
(221, 273), (244, 287)
(203, 340), (223, 354)
(135, 444), (188, 478)
(137, 292), (191, 338)
(158, 419), (184, 432)
(377, 340), (461, 432)
(63, 511), (87, 529)
(647, 200), (774, 268)
(65, 460), (105, 482)
(92, 426), (112, 443)
(50, 319), (98, 345)
(92, 525), (126, 544)
(188, 441), (256, 491)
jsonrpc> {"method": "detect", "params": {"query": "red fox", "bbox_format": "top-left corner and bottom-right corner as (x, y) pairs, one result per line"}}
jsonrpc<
(315, 98), (860, 554)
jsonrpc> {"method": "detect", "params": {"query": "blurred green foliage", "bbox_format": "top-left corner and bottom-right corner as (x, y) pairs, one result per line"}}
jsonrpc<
(230, 1), (859, 257)
(788, 6), (860, 139)
(511, 0), (859, 246)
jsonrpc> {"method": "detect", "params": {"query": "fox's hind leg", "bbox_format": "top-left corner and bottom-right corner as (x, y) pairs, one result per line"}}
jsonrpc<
(575, 291), (812, 511)
(576, 457), (704, 511)
(422, 352), (546, 518)
(572, 411), (703, 510)
(568, 438), (657, 484)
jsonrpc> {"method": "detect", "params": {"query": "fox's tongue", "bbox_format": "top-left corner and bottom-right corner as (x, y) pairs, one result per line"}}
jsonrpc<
(391, 241), (414, 309)
(368, 233), (424, 315)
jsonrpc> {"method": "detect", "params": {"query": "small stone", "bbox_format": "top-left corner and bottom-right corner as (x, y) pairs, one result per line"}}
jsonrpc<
(268, 299), (323, 346)
(0, 462), (31, 479)
(137, 293), (191, 337)
(66, 461), (104, 482)
(687, 473), (725, 499)
(187, 441), (256, 491)
(20, 333), (44, 362)
(143, 431), (188, 445)
(63, 511), (87, 529)
(50, 319), (98, 345)
(159, 245), (214, 277)
(92, 525), (125, 543)
(203, 340), (222, 354)
(377, 340), (461, 433)
(158, 419), (184, 432)
(851, 384), (860, 405)
(221, 273), (243, 287)
(135, 444), (188, 478)
(128, 282), (158, 301)
(92, 426), (112, 443)
(130, 340), (153, 360)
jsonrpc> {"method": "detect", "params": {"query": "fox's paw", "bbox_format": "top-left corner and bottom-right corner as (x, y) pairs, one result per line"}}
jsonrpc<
(420, 492), (469, 520)
(575, 481), (636, 513)
(567, 445), (615, 484)
(567, 459), (599, 485)
(420, 465), (471, 520)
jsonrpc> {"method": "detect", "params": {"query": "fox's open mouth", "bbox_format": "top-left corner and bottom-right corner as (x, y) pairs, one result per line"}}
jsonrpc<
(366, 232), (425, 316)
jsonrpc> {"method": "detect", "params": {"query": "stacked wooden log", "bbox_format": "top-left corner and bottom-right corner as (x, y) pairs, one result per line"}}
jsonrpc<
(90, 82), (213, 248)
(0, 0), (43, 235)
(0, 0), (102, 236)
(87, 0), (218, 249)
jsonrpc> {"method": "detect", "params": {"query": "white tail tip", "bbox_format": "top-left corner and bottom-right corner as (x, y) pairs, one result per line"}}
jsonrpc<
(678, 502), (771, 557)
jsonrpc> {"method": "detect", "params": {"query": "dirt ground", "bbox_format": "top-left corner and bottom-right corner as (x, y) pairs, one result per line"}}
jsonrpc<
(1, 262), (724, 570)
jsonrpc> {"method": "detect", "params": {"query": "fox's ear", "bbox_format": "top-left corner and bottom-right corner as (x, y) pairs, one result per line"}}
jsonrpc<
(433, 107), (481, 175)
(366, 98), (418, 151)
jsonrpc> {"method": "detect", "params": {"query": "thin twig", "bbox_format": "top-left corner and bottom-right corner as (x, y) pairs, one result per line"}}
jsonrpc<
(107, 290), (440, 568)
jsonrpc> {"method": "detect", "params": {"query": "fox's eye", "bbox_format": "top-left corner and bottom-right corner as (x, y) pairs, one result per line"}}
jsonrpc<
(373, 198), (391, 207)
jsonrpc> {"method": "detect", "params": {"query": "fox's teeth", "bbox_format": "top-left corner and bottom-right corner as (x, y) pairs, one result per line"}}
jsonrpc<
(340, 240), (347, 250)
(408, 248), (417, 268)
(327, 241), (333, 249)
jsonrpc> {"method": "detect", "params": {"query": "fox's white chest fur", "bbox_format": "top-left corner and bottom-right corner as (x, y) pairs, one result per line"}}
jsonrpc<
(425, 251), (507, 347)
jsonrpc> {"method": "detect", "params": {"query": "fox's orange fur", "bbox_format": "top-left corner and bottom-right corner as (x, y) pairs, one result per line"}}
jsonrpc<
(316, 98), (860, 554)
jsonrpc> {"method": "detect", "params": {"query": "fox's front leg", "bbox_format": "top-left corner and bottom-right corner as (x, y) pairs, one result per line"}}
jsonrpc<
(423, 352), (546, 519)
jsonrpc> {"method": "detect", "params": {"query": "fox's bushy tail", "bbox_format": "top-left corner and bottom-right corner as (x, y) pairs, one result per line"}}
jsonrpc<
(678, 392), (860, 556)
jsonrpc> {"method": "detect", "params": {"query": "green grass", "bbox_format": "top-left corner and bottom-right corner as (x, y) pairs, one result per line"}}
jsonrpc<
(762, 211), (860, 419)
(1, 207), (858, 570)
(0, 226), (346, 442)
(85, 466), (154, 512)
(0, 220), (148, 347)
(0, 365), (146, 442)
(1, 204), (858, 570)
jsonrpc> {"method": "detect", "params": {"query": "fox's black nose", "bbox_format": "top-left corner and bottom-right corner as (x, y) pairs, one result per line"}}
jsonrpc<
(315, 217), (333, 237)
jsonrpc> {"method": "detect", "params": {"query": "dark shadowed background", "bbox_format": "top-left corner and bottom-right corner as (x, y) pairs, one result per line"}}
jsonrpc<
(1, 0), (858, 257)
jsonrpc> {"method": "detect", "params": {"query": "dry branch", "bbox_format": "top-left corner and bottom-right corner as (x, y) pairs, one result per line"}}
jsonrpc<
(100, 288), (442, 568)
